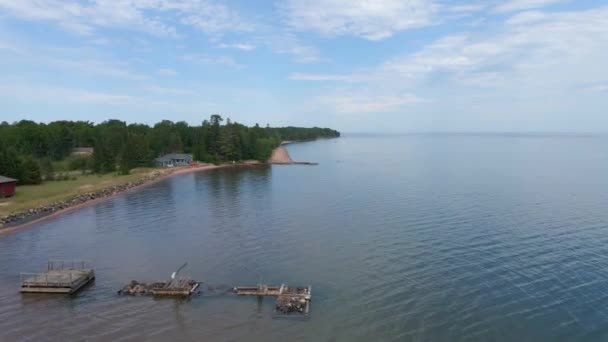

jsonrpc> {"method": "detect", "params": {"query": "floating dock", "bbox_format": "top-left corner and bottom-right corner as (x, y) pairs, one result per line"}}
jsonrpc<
(117, 262), (199, 297)
(118, 279), (199, 297)
(20, 260), (95, 294)
(234, 284), (312, 316)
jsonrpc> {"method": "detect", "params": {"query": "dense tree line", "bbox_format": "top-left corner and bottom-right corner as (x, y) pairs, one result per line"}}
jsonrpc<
(0, 116), (339, 184)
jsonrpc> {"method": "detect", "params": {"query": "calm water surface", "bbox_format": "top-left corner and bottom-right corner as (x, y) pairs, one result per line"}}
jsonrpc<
(1, 133), (608, 341)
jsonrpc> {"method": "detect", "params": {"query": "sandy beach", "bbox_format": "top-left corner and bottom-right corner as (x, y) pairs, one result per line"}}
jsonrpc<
(267, 145), (294, 164)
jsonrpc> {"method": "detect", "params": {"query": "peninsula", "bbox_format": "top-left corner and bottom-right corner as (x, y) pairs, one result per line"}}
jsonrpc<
(0, 116), (339, 231)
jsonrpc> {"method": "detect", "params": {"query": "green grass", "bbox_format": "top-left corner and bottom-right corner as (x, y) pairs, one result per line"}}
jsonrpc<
(0, 168), (160, 216)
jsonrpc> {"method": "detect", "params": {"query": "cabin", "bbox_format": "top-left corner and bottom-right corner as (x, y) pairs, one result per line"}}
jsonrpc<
(0, 175), (17, 198)
(155, 153), (193, 167)
(70, 147), (94, 156)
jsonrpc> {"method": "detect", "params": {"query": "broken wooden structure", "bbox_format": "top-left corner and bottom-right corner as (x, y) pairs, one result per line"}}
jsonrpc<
(118, 279), (199, 296)
(20, 260), (95, 294)
(233, 284), (312, 316)
(118, 262), (199, 297)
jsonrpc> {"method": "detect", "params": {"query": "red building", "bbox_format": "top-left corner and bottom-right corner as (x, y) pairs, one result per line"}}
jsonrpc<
(0, 175), (17, 198)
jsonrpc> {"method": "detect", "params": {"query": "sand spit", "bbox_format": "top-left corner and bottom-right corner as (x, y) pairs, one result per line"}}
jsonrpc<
(267, 146), (294, 164)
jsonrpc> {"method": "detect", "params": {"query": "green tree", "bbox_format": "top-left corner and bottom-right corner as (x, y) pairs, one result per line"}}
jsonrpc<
(219, 121), (242, 161)
(20, 156), (42, 185)
(39, 157), (55, 181)
(207, 114), (223, 157)
(92, 137), (115, 173)
(0, 146), (23, 181)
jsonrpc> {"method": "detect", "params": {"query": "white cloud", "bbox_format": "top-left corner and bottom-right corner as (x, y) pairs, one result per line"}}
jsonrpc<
(584, 84), (608, 92)
(446, 4), (486, 13)
(494, 0), (567, 13)
(269, 33), (322, 63)
(318, 93), (423, 113)
(179, 1), (252, 34)
(181, 54), (244, 68)
(217, 43), (256, 51)
(142, 84), (194, 95)
(505, 10), (546, 25)
(0, 84), (133, 104)
(45, 58), (149, 81)
(294, 5), (608, 115)
(281, 0), (437, 40)
(0, 0), (249, 37)
(330, 6), (607, 86)
(158, 68), (177, 76)
(289, 73), (356, 81)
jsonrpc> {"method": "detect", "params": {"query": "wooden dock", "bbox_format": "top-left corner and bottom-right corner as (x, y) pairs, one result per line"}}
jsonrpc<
(20, 260), (94, 294)
(118, 279), (199, 297)
(234, 284), (312, 316)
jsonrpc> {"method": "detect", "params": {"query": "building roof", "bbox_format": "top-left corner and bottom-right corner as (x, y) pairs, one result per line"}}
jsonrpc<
(155, 153), (193, 162)
(71, 147), (94, 155)
(0, 175), (17, 184)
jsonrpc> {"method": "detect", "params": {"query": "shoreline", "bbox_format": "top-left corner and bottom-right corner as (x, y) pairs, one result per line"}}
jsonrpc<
(0, 137), (334, 235)
(268, 141), (319, 165)
(0, 161), (264, 235)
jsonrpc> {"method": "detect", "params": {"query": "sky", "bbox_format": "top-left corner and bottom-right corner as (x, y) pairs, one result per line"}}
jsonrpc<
(0, 0), (607, 132)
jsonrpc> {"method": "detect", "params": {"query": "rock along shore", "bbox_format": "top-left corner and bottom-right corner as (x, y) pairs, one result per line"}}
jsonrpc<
(0, 169), (170, 230)
(0, 141), (321, 233)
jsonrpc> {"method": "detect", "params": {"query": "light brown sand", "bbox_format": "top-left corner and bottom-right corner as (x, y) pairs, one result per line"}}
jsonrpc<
(267, 146), (293, 164)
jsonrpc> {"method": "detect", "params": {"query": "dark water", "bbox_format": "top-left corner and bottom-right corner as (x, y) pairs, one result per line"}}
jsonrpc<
(1, 133), (608, 341)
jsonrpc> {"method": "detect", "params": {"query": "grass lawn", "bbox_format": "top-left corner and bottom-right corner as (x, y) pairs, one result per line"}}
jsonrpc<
(0, 168), (161, 217)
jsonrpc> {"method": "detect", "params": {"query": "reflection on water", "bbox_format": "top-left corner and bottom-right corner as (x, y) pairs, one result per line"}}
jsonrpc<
(1, 135), (608, 341)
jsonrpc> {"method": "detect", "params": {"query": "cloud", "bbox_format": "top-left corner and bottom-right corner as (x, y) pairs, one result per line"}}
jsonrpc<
(45, 58), (149, 81)
(158, 68), (177, 76)
(493, 0), (567, 13)
(179, 1), (252, 34)
(217, 43), (256, 51)
(362, 6), (607, 87)
(317, 93), (423, 113)
(181, 54), (244, 68)
(0, 84), (133, 104)
(294, 5), (608, 115)
(289, 73), (356, 81)
(280, 0), (437, 40)
(268, 33), (322, 63)
(583, 83), (608, 92)
(142, 84), (194, 95)
(505, 10), (546, 25)
(0, 0), (250, 37)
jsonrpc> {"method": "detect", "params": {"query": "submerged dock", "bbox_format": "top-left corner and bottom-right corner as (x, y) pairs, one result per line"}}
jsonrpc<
(20, 260), (94, 294)
(234, 284), (312, 316)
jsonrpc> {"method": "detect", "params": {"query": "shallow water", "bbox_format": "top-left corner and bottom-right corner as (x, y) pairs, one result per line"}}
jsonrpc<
(1, 133), (608, 341)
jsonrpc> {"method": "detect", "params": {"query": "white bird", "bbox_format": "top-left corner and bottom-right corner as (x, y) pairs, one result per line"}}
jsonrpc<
(171, 262), (188, 280)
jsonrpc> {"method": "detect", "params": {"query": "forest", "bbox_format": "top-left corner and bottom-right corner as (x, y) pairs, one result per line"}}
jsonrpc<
(0, 115), (340, 185)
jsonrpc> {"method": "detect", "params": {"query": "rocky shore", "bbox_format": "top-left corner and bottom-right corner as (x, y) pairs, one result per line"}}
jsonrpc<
(0, 169), (170, 230)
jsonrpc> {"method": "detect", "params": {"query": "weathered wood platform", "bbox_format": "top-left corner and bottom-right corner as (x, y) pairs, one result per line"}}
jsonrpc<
(20, 260), (94, 294)
(234, 284), (312, 316)
(118, 279), (199, 297)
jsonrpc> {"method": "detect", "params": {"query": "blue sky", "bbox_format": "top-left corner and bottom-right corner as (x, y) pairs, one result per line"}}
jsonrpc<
(0, 0), (607, 132)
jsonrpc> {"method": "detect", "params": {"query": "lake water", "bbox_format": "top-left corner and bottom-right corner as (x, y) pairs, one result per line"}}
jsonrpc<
(1, 133), (608, 341)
